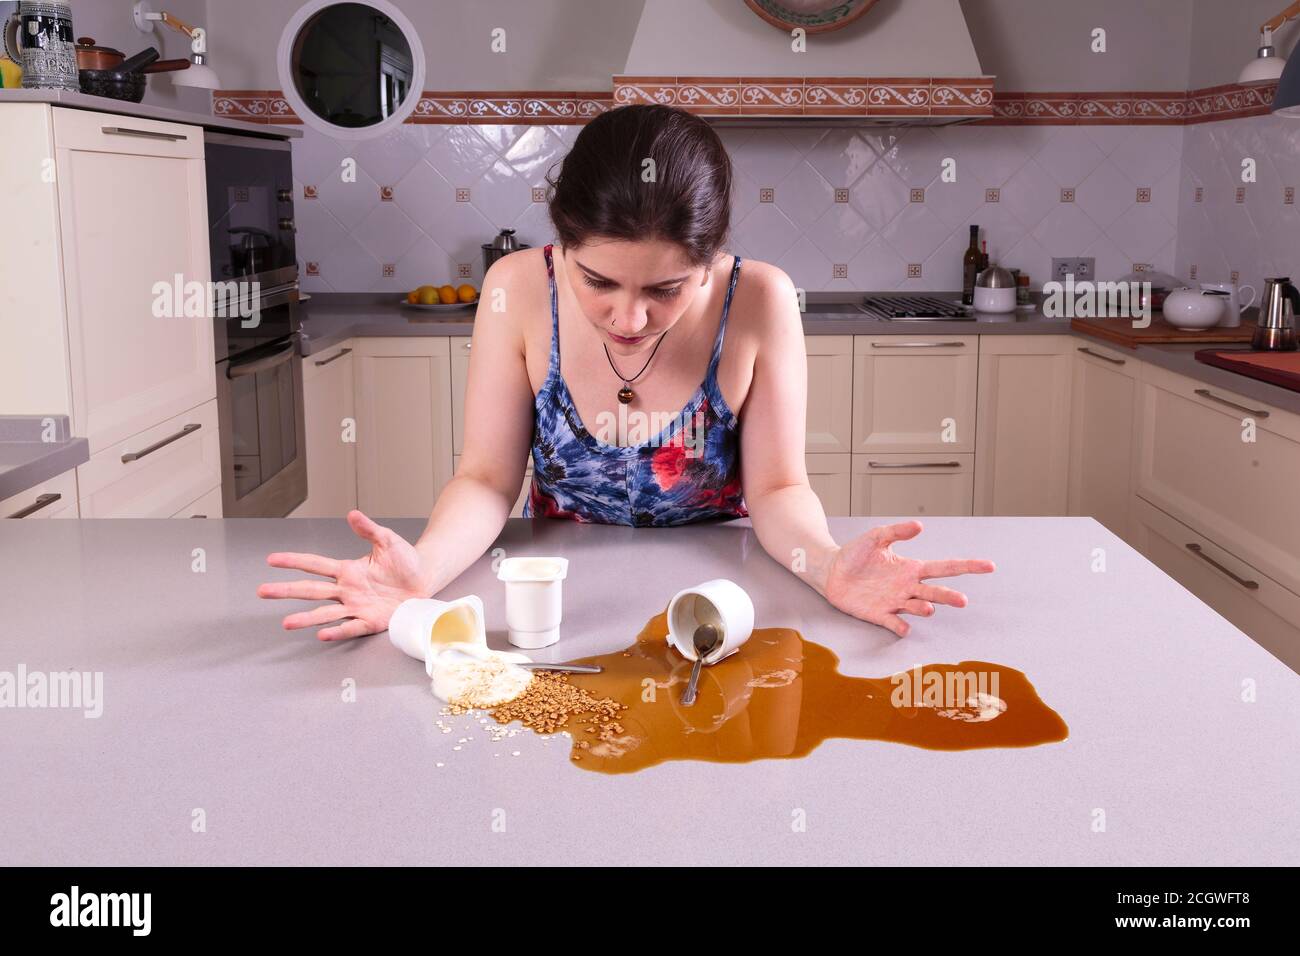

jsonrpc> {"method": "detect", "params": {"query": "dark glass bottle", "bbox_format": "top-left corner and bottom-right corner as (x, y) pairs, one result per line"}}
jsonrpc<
(961, 225), (981, 305)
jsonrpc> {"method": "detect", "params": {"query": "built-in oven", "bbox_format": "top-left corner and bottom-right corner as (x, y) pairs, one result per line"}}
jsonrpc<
(205, 130), (307, 517)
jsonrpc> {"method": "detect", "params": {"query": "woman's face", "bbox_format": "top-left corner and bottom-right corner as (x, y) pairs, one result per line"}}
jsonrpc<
(561, 238), (712, 357)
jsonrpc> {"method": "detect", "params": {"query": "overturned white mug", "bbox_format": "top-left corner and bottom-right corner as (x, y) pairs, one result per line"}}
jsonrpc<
(665, 579), (755, 664)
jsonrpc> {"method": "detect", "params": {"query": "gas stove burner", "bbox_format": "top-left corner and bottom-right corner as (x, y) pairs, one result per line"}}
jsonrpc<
(857, 295), (972, 320)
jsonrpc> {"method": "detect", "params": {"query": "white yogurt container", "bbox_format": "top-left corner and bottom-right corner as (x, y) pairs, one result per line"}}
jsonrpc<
(665, 578), (755, 664)
(497, 556), (569, 649)
(388, 595), (487, 676)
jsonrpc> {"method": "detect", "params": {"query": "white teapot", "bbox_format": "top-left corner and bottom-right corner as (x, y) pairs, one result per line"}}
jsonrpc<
(1162, 287), (1228, 329)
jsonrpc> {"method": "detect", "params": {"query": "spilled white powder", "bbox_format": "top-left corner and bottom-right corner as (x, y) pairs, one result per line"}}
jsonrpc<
(430, 642), (533, 710)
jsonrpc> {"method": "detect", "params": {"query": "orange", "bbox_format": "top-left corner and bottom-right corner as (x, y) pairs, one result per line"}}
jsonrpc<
(406, 290), (419, 304)
(457, 284), (478, 303)
(438, 284), (457, 305)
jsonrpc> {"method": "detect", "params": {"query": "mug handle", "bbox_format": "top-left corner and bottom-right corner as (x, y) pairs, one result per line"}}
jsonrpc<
(2, 14), (22, 66)
(1237, 284), (1257, 313)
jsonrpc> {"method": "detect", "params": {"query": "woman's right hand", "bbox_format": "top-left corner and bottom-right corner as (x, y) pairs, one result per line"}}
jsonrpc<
(257, 510), (432, 641)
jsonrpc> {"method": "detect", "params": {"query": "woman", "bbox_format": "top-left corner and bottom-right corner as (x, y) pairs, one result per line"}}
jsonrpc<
(258, 105), (994, 640)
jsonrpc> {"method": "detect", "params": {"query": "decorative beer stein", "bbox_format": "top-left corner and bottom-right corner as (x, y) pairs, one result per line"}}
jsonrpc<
(3, 1), (80, 91)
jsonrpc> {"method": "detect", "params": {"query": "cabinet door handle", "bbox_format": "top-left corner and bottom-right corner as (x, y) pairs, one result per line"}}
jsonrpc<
(1192, 388), (1269, 419)
(870, 341), (966, 348)
(228, 341), (295, 379)
(1185, 543), (1259, 590)
(100, 125), (188, 142)
(7, 492), (62, 519)
(462, 341), (472, 350)
(867, 461), (962, 469)
(1077, 346), (1126, 365)
(121, 423), (201, 463)
(314, 347), (353, 367)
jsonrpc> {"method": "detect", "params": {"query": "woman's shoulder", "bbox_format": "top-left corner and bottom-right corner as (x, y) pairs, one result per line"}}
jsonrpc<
(478, 245), (551, 330)
(483, 245), (548, 299)
(729, 254), (801, 337)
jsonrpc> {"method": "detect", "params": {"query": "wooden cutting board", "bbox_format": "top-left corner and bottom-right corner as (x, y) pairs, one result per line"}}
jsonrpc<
(1070, 315), (1257, 348)
(1195, 348), (1300, 393)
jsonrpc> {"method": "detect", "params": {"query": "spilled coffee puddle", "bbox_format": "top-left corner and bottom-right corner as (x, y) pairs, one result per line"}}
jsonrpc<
(558, 612), (1068, 774)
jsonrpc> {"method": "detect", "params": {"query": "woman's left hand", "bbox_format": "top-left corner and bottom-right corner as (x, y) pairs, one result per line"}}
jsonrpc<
(823, 520), (995, 637)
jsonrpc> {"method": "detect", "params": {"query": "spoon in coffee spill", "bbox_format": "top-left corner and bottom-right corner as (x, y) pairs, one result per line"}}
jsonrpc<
(681, 623), (721, 706)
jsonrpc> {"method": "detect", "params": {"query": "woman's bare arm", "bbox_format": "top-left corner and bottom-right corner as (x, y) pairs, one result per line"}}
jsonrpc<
(738, 265), (995, 637)
(736, 265), (841, 595)
(257, 254), (539, 640)
(410, 254), (538, 594)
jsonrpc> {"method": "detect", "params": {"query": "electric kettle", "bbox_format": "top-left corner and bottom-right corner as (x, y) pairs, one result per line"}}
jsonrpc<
(1252, 277), (1300, 351)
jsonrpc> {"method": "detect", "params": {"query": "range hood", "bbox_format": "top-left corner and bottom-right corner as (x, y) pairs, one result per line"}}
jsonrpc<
(615, 0), (994, 125)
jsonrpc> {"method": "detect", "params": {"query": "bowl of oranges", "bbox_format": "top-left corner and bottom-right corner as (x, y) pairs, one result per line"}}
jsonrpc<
(402, 283), (479, 312)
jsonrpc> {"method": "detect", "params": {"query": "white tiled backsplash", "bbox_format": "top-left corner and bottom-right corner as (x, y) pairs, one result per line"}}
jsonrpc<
(292, 122), (1188, 293)
(1176, 113), (1300, 299)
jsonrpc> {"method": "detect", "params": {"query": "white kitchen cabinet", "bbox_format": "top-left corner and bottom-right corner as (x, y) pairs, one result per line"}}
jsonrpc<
(805, 336), (854, 453)
(1, 469), (79, 519)
(76, 398), (221, 517)
(973, 335), (1074, 516)
(1131, 496), (1300, 674)
(293, 342), (358, 517)
(353, 337), (453, 519)
(51, 108), (216, 455)
(1068, 341), (1139, 539)
(850, 453), (974, 517)
(806, 452), (850, 516)
(453, 454), (532, 518)
(852, 335), (977, 453)
(1135, 362), (1300, 598)
(171, 484), (223, 519)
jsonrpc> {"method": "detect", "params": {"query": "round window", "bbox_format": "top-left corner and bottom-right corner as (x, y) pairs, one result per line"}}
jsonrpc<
(277, 0), (425, 138)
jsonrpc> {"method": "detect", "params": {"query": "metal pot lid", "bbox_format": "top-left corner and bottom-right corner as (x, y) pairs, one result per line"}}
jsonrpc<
(76, 37), (125, 56)
(976, 262), (1016, 288)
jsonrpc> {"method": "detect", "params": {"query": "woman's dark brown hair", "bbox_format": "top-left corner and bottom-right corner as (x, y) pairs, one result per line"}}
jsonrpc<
(546, 104), (732, 268)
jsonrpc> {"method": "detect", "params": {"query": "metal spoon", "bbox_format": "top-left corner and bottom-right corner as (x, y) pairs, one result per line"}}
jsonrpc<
(436, 647), (601, 674)
(514, 661), (602, 674)
(680, 623), (721, 707)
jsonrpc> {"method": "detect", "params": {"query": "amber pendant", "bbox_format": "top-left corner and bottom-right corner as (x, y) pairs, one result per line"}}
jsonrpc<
(617, 385), (635, 405)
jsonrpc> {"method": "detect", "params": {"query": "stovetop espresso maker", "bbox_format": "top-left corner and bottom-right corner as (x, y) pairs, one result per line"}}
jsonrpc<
(1252, 277), (1300, 351)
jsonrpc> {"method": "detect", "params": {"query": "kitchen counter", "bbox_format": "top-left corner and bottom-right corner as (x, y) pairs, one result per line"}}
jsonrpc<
(0, 88), (301, 138)
(2, 516), (1297, 866)
(0, 415), (88, 503)
(297, 292), (1074, 354)
(300, 292), (1300, 416)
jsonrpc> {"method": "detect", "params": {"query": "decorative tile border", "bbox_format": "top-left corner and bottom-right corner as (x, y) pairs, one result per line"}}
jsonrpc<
(213, 79), (1278, 127)
(212, 90), (612, 125)
(212, 89), (297, 124)
(613, 75), (995, 119)
(983, 82), (1278, 126)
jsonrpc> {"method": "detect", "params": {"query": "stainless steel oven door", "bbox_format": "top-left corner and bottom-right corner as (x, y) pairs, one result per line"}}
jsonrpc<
(217, 333), (308, 517)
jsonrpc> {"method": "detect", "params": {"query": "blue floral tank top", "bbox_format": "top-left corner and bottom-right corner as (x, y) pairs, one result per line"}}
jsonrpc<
(523, 244), (748, 527)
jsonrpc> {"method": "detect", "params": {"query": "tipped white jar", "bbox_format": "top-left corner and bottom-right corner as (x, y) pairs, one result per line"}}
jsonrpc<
(387, 595), (488, 675)
(497, 556), (569, 649)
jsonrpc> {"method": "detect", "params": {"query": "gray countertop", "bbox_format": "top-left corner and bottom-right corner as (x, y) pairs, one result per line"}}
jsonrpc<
(299, 293), (1300, 416)
(0, 88), (301, 138)
(1, 516), (1296, 865)
(0, 415), (88, 504)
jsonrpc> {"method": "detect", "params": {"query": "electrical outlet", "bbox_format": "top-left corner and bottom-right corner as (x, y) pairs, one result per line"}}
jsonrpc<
(1052, 257), (1095, 281)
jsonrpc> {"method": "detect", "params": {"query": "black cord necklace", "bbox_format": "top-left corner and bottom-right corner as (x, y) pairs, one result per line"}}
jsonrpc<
(604, 330), (669, 405)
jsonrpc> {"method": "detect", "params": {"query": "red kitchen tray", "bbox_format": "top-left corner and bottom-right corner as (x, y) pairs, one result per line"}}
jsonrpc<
(1194, 348), (1300, 393)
